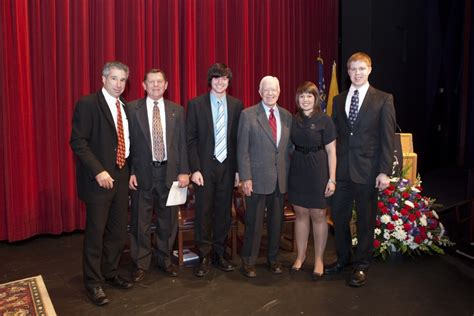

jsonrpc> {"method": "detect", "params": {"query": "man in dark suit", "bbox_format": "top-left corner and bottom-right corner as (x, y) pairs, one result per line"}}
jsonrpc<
(128, 69), (189, 282)
(326, 52), (396, 287)
(187, 63), (243, 277)
(237, 76), (292, 278)
(70, 61), (133, 306)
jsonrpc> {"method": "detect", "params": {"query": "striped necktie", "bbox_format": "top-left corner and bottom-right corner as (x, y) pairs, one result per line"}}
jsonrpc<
(214, 100), (227, 162)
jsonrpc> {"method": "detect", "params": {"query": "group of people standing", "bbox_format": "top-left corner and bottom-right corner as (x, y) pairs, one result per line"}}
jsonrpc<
(70, 52), (396, 306)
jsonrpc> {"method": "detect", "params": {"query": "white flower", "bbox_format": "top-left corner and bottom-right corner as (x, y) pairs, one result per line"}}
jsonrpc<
(380, 214), (391, 224)
(352, 238), (358, 246)
(411, 186), (421, 193)
(396, 219), (403, 226)
(432, 210), (439, 219)
(393, 228), (407, 241)
(383, 231), (391, 240)
(419, 215), (427, 226)
(427, 232), (433, 239)
(404, 200), (415, 208)
(375, 228), (381, 235)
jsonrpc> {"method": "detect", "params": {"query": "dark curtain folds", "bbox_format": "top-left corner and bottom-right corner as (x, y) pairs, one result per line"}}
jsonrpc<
(0, 0), (338, 241)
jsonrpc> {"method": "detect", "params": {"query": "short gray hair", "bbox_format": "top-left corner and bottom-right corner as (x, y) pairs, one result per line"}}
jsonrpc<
(102, 61), (129, 77)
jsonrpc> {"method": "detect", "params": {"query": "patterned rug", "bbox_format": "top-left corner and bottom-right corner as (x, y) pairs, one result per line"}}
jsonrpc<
(0, 275), (56, 316)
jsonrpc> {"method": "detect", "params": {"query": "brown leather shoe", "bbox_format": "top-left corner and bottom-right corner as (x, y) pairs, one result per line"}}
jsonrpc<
(159, 264), (179, 277)
(86, 286), (109, 306)
(132, 268), (145, 283)
(269, 262), (283, 274)
(242, 264), (257, 278)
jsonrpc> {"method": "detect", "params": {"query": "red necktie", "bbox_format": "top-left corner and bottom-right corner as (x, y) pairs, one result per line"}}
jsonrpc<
(115, 99), (126, 169)
(269, 108), (277, 143)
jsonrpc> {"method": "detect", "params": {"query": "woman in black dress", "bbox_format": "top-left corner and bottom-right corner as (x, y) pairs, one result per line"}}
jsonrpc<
(288, 81), (336, 279)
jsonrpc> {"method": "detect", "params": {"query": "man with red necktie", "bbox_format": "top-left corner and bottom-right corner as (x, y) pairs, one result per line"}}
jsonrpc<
(70, 61), (133, 306)
(237, 76), (293, 278)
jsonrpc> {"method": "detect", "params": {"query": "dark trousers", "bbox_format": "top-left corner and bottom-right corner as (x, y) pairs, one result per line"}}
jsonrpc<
(241, 185), (284, 265)
(194, 159), (233, 258)
(83, 164), (130, 290)
(129, 164), (177, 269)
(331, 180), (378, 270)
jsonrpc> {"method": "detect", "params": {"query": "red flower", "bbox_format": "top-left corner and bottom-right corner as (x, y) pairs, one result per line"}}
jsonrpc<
(376, 219), (381, 227)
(414, 202), (419, 208)
(415, 210), (422, 218)
(381, 207), (389, 215)
(403, 223), (411, 231)
(419, 226), (426, 234)
(388, 197), (397, 204)
(414, 235), (422, 244)
(408, 214), (416, 222)
(415, 194), (422, 199)
(429, 220), (438, 230)
(374, 239), (381, 248)
(400, 208), (409, 216)
(402, 192), (410, 199)
(392, 214), (399, 221)
(388, 185), (395, 191)
(387, 223), (395, 230)
(377, 201), (385, 209)
(383, 189), (392, 196)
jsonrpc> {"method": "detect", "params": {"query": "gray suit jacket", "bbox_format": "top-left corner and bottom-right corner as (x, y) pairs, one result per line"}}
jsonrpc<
(127, 98), (189, 190)
(237, 102), (292, 194)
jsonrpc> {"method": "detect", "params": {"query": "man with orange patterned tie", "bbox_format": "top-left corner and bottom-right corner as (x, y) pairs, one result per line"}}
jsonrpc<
(127, 69), (189, 282)
(70, 61), (133, 306)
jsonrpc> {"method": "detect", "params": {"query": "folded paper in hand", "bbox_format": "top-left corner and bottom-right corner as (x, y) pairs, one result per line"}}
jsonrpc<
(166, 181), (188, 206)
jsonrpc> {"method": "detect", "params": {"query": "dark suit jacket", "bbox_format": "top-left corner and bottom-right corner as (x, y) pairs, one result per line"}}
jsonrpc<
(332, 86), (396, 184)
(237, 103), (293, 194)
(127, 98), (189, 190)
(186, 92), (243, 177)
(70, 91), (128, 202)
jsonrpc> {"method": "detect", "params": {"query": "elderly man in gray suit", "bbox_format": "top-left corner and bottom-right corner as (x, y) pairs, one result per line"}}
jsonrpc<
(237, 76), (292, 278)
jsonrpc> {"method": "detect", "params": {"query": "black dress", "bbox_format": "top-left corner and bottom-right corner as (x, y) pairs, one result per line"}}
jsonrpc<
(288, 112), (336, 208)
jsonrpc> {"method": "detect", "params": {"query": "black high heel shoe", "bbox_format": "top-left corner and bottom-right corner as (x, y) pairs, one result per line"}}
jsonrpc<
(312, 271), (324, 281)
(290, 258), (306, 273)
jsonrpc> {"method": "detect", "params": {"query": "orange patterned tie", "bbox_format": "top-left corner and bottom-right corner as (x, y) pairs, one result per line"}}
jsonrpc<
(115, 99), (126, 168)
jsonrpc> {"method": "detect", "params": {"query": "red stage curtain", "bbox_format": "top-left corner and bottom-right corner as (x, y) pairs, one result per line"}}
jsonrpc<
(0, 0), (338, 241)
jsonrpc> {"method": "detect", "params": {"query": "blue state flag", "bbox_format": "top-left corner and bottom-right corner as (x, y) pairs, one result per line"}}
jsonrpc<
(317, 55), (327, 112)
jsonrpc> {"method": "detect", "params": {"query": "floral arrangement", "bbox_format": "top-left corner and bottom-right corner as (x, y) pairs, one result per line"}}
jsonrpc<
(373, 177), (454, 259)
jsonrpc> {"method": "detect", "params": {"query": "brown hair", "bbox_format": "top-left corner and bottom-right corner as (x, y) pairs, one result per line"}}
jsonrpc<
(295, 81), (321, 120)
(347, 52), (372, 68)
(207, 63), (233, 86)
(143, 68), (167, 82)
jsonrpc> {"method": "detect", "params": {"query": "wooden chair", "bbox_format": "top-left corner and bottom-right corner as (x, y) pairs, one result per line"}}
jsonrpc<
(176, 185), (238, 266)
(232, 188), (296, 252)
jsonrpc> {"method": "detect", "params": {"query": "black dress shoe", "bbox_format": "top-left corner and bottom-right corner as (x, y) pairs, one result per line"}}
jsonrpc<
(86, 286), (109, 306)
(194, 257), (210, 277)
(105, 275), (133, 289)
(324, 262), (348, 275)
(159, 264), (179, 277)
(132, 268), (145, 283)
(213, 255), (235, 272)
(242, 264), (257, 278)
(348, 269), (367, 287)
(269, 262), (283, 274)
